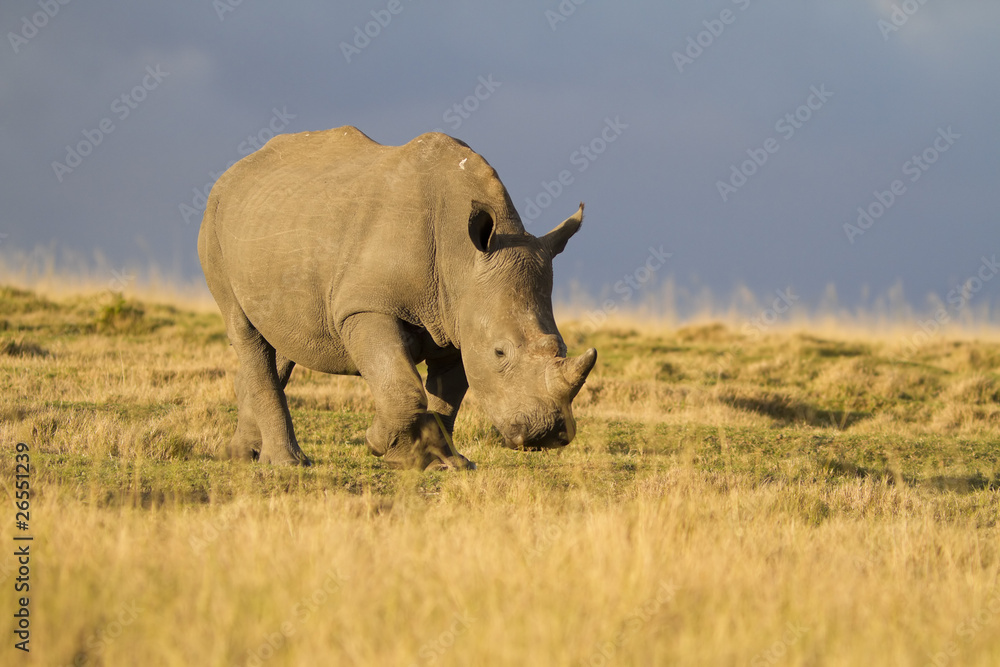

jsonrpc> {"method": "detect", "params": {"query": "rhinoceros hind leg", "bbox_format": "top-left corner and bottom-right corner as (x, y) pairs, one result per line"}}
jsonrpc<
(201, 222), (308, 466)
(225, 309), (310, 466)
(228, 353), (297, 462)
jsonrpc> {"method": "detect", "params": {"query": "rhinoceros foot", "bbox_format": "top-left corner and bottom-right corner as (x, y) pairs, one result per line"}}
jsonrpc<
(372, 413), (475, 471)
(379, 447), (475, 471)
(226, 433), (311, 466)
(423, 454), (477, 472)
(225, 430), (259, 462)
(256, 448), (312, 467)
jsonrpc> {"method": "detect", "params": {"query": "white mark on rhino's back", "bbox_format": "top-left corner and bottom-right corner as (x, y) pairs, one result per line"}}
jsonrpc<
(459, 158), (467, 170)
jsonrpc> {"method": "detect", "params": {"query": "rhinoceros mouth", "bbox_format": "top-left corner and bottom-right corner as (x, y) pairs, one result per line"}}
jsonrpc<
(502, 413), (573, 450)
(505, 434), (570, 451)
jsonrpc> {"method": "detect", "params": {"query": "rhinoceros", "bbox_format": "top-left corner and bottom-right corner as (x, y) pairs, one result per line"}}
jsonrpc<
(197, 126), (596, 470)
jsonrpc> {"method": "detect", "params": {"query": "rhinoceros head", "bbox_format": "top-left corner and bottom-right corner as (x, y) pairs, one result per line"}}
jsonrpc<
(459, 202), (597, 450)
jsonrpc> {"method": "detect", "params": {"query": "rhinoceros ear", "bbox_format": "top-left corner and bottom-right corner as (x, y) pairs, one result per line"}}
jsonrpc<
(541, 203), (584, 257)
(468, 204), (496, 253)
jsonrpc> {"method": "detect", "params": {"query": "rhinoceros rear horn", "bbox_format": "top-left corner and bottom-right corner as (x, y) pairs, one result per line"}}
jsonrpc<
(564, 347), (597, 399)
(541, 202), (585, 257)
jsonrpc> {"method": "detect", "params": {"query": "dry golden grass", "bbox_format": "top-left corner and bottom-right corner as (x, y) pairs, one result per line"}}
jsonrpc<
(2, 285), (1000, 666)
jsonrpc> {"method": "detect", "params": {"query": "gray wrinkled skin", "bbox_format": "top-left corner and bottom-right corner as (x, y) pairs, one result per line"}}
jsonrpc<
(198, 126), (597, 470)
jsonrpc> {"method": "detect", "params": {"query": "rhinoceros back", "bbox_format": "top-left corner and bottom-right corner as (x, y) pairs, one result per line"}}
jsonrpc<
(199, 126), (504, 373)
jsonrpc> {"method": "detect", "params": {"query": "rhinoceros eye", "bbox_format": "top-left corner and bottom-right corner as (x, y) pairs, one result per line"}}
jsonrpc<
(494, 342), (513, 365)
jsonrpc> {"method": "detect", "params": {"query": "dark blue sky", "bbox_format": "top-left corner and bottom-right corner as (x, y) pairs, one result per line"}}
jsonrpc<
(2, 1), (997, 315)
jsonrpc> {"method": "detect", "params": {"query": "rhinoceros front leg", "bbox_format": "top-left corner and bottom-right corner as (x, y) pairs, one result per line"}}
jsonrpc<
(226, 312), (311, 466)
(341, 313), (475, 471)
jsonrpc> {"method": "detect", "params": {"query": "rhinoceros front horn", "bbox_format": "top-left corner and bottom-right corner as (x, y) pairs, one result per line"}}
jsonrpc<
(564, 348), (597, 399)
